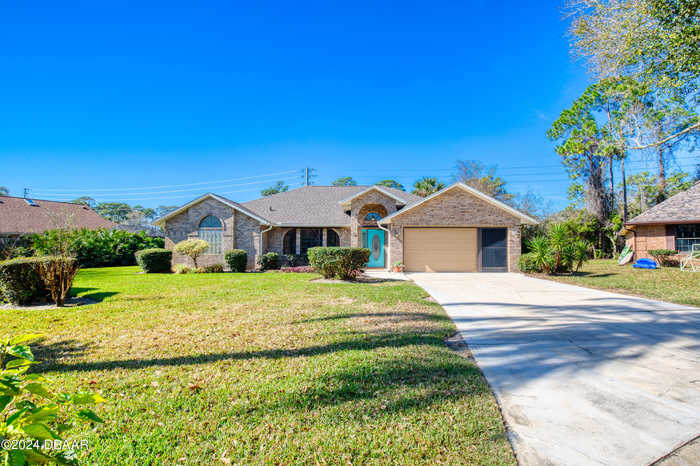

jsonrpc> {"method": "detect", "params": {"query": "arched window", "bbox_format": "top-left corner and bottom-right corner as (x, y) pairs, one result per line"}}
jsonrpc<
(283, 229), (296, 255)
(327, 229), (339, 247)
(364, 212), (382, 222)
(198, 215), (222, 254)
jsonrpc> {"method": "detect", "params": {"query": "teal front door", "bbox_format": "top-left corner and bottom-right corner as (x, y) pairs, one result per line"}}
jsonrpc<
(363, 229), (385, 268)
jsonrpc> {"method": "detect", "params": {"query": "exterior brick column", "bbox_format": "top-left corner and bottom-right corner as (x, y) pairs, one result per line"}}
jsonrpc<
(322, 228), (327, 246)
(295, 228), (301, 254)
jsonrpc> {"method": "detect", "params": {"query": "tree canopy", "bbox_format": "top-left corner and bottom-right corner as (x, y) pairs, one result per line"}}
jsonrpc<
(412, 177), (445, 197)
(331, 177), (357, 186)
(261, 181), (289, 197)
(453, 160), (512, 202)
(0, 186), (8, 196)
(375, 179), (405, 191)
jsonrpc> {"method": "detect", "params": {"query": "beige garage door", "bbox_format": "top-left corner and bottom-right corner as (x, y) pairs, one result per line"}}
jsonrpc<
(404, 227), (477, 272)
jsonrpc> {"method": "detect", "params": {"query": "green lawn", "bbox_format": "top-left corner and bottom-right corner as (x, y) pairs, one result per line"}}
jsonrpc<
(536, 259), (700, 307)
(1, 267), (514, 465)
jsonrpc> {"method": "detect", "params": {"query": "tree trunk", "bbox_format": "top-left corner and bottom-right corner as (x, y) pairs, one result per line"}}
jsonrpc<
(586, 155), (608, 221)
(657, 144), (666, 202)
(621, 157), (628, 222)
(609, 156), (615, 209)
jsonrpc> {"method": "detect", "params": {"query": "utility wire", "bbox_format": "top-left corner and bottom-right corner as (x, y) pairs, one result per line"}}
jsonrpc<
(31, 169), (300, 193)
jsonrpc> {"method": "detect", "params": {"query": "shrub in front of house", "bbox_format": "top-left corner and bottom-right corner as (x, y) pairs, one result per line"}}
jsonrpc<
(204, 263), (225, 273)
(174, 239), (209, 268)
(517, 253), (539, 273)
(524, 223), (591, 274)
(307, 247), (370, 280)
(135, 248), (172, 273)
(648, 249), (677, 267)
(257, 252), (281, 271)
(0, 257), (49, 305)
(283, 254), (308, 267)
(173, 264), (192, 274)
(225, 249), (247, 272)
(280, 266), (315, 273)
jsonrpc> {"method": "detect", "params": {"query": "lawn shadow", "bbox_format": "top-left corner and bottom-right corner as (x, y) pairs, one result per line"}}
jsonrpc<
(69, 287), (118, 302)
(33, 339), (91, 366)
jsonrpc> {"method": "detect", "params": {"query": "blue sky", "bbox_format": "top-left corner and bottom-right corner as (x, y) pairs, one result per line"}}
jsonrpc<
(1, 1), (697, 209)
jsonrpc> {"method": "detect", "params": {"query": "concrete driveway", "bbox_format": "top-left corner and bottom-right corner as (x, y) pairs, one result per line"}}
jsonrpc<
(409, 273), (700, 466)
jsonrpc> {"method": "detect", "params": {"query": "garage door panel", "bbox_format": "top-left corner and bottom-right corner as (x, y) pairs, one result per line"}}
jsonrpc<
(404, 227), (477, 272)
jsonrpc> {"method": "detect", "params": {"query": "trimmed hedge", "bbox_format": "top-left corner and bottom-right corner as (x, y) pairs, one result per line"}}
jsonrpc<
(135, 248), (172, 273)
(0, 257), (49, 305)
(257, 252), (281, 271)
(225, 249), (247, 272)
(307, 247), (370, 280)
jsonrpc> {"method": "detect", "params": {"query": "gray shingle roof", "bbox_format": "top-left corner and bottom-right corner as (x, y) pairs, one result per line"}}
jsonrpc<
(0, 196), (116, 234)
(240, 186), (422, 226)
(627, 182), (700, 225)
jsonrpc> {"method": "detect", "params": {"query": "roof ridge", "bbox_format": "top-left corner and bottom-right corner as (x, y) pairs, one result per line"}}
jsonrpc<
(0, 195), (84, 206)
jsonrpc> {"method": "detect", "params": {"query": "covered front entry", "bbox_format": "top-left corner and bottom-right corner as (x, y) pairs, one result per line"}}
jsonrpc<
(404, 227), (478, 272)
(362, 228), (386, 268)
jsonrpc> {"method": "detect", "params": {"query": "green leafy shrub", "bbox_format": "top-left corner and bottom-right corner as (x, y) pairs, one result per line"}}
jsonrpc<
(31, 228), (163, 268)
(307, 247), (370, 280)
(173, 264), (192, 274)
(517, 253), (539, 273)
(648, 249), (677, 266)
(0, 333), (104, 465)
(37, 256), (80, 307)
(0, 258), (49, 305)
(280, 266), (315, 273)
(283, 254), (308, 267)
(257, 252), (281, 271)
(224, 250), (247, 272)
(174, 239), (209, 268)
(135, 248), (172, 273)
(523, 223), (592, 275)
(204, 263), (224, 273)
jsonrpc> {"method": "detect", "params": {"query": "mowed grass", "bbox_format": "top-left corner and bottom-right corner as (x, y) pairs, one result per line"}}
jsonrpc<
(1, 267), (514, 465)
(538, 259), (700, 307)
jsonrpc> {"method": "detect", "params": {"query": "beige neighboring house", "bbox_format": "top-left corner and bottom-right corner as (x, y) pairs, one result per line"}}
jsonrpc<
(154, 183), (537, 272)
(0, 196), (115, 242)
(622, 181), (700, 260)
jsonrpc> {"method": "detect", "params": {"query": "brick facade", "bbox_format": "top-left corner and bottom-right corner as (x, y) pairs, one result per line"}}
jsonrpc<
(385, 187), (523, 272)
(164, 198), (261, 269)
(163, 186), (529, 272)
(625, 224), (678, 260)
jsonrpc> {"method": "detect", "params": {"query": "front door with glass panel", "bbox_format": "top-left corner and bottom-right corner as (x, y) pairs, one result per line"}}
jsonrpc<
(362, 229), (385, 268)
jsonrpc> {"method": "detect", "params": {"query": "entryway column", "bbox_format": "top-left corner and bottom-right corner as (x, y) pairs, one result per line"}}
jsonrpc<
(295, 228), (301, 254)
(322, 229), (327, 246)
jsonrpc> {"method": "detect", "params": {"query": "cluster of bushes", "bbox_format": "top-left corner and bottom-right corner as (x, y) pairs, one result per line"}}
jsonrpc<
(280, 266), (315, 273)
(172, 263), (225, 274)
(0, 256), (80, 306)
(31, 228), (163, 268)
(307, 247), (370, 280)
(648, 249), (678, 267)
(258, 252), (281, 271)
(519, 223), (591, 275)
(283, 254), (308, 267)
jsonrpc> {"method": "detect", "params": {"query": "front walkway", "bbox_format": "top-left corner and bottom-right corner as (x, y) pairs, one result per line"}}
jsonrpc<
(408, 272), (700, 466)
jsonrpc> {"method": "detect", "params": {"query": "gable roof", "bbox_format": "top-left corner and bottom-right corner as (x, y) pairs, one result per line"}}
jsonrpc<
(337, 185), (419, 207)
(378, 183), (538, 225)
(153, 193), (272, 226)
(0, 196), (116, 235)
(626, 181), (700, 225)
(241, 186), (421, 227)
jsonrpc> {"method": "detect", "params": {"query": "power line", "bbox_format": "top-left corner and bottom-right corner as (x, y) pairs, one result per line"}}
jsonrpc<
(32, 175), (301, 198)
(31, 169), (300, 193)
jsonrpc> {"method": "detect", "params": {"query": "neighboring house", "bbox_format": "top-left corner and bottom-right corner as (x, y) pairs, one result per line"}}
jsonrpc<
(0, 196), (116, 242)
(115, 224), (165, 238)
(622, 181), (700, 260)
(155, 183), (537, 272)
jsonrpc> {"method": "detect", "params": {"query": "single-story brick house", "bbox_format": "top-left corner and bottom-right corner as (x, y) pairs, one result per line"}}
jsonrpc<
(0, 195), (115, 243)
(622, 181), (700, 260)
(155, 183), (537, 272)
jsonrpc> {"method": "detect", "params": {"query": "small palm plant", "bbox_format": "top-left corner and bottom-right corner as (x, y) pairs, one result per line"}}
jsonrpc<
(527, 236), (554, 274)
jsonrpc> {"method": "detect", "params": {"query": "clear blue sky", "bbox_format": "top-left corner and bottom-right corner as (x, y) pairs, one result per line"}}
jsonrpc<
(1, 1), (696, 210)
